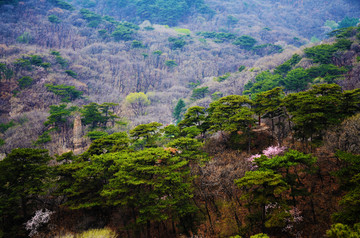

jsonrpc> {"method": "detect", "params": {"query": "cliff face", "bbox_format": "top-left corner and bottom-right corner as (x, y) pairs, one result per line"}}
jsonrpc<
(73, 114), (88, 155)
(336, 43), (360, 90)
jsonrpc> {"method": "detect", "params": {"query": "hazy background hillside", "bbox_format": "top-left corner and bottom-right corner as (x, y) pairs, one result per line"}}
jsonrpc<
(0, 0), (359, 154)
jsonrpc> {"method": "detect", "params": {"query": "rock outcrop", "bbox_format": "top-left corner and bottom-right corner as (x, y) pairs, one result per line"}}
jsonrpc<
(73, 114), (88, 154)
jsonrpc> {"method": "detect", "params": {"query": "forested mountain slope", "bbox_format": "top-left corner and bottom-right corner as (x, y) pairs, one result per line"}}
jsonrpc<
(0, 0), (359, 156)
(1, 0), (360, 237)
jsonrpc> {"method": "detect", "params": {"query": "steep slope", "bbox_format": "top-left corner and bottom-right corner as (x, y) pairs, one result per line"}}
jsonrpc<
(1, 1), (360, 237)
(0, 0), (359, 155)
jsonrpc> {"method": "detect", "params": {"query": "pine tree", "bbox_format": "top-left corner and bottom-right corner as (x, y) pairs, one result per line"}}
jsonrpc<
(173, 99), (186, 124)
(0, 149), (51, 237)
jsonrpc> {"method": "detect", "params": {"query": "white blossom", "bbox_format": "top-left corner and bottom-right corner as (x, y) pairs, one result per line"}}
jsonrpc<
(25, 209), (54, 237)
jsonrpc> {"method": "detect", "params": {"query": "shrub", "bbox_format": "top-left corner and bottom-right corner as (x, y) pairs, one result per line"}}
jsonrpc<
(330, 27), (357, 38)
(325, 20), (339, 30)
(0, 63), (13, 80)
(188, 80), (201, 88)
(274, 54), (302, 76)
(16, 32), (31, 44)
(198, 38), (206, 44)
(310, 36), (320, 43)
(0, 120), (15, 133)
(50, 50), (60, 56)
(52, 0), (74, 11)
(55, 56), (68, 68)
(215, 72), (230, 82)
(211, 92), (223, 100)
(243, 71), (282, 97)
(88, 20), (101, 28)
(12, 90), (19, 96)
(86, 131), (109, 141)
(34, 131), (52, 145)
(191, 87), (209, 100)
(48, 14), (61, 23)
(98, 29), (107, 37)
(288, 54), (302, 66)
(111, 25), (134, 41)
(274, 61), (291, 76)
(165, 60), (178, 68)
(14, 59), (31, 70)
(18, 76), (34, 89)
(282, 67), (310, 91)
(233, 35), (257, 49)
(334, 38), (353, 51)
(252, 44), (283, 55)
(45, 84), (83, 102)
(250, 234), (270, 238)
(238, 65), (246, 72)
(81, 102), (120, 129)
(326, 223), (360, 238)
(144, 26), (154, 31)
(29, 55), (43, 66)
(125, 92), (151, 116)
(168, 37), (186, 50)
(131, 40), (144, 48)
(174, 28), (191, 35)
(81, 0), (96, 8)
(44, 104), (78, 129)
(227, 15), (238, 27)
(338, 16), (359, 29)
(41, 62), (51, 69)
(152, 50), (162, 56)
(98, 29), (109, 39)
(304, 44), (337, 64)
(132, 0), (212, 26)
(306, 64), (347, 83)
(196, 31), (217, 38)
(121, 22), (140, 30)
(197, 31), (237, 42)
(80, 9), (101, 22)
(0, 0), (18, 6)
(103, 15), (117, 24)
(65, 70), (77, 78)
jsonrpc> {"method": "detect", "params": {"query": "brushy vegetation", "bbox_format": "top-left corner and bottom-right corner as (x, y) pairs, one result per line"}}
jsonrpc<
(2, 82), (360, 236)
(1, 0), (360, 237)
(45, 84), (83, 102)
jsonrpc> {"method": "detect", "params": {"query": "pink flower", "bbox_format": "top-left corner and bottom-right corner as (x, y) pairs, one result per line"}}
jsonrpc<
(246, 146), (286, 171)
(247, 154), (261, 162)
(262, 145), (286, 158)
(246, 154), (260, 170)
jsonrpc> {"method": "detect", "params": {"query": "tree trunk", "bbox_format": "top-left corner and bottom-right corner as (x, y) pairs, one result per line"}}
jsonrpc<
(205, 201), (214, 234)
(146, 220), (151, 238)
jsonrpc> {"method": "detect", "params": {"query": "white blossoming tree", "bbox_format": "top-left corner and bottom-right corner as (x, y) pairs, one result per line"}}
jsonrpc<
(25, 209), (54, 237)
